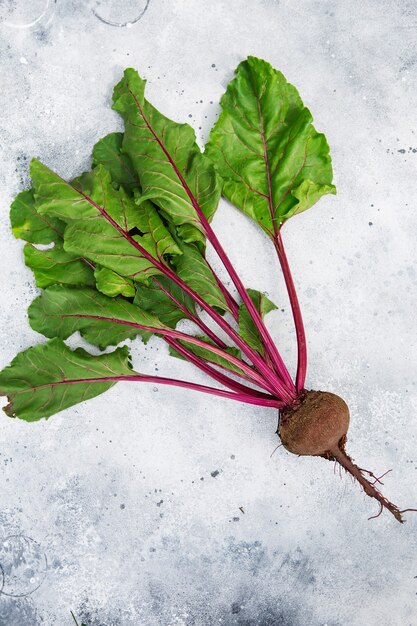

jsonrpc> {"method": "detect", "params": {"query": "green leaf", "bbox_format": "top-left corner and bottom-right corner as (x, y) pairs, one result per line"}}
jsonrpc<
(290, 179), (335, 215)
(238, 288), (278, 354)
(28, 286), (167, 348)
(169, 335), (245, 376)
(24, 243), (95, 289)
(112, 68), (221, 241)
(205, 56), (336, 235)
(94, 266), (135, 298)
(30, 160), (179, 283)
(92, 133), (183, 255)
(10, 189), (65, 244)
(63, 219), (163, 284)
(172, 240), (229, 312)
(31, 160), (138, 227)
(92, 132), (138, 190)
(133, 193), (182, 258)
(0, 339), (133, 421)
(92, 133), (184, 255)
(134, 275), (196, 329)
(31, 159), (97, 221)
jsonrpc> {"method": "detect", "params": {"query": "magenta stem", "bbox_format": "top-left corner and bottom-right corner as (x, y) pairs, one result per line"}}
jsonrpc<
(164, 337), (276, 399)
(31, 374), (283, 409)
(197, 216), (295, 392)
(167, 336), (271, 387)
(274, 229), (307, 394)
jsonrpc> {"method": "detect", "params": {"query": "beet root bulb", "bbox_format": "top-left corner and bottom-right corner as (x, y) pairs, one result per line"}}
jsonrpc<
(279, 390), (349, 456)
(278, 390), (409, 523)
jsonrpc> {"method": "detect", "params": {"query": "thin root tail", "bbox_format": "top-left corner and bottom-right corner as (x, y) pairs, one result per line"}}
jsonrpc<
(324, 436), (409, 523)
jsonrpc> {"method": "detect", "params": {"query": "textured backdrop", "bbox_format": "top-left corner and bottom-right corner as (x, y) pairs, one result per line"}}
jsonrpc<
(0, 1), (416, 624)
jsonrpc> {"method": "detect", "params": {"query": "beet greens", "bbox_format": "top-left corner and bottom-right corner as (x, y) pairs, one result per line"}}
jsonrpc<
(1, 56), (412, 522)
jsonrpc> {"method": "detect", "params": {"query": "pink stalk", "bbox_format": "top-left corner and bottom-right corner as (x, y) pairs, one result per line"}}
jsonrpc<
(274, 229), (307, 394)
(31, 374), (283, 408)
(195, 216), (295, 391)
(176, 345), (268, 387)
(164, 337), (276, 399)
(166, 335), (273, 388)
(151, 277), (227, 349)
(125, 87), (295, 395)
(61, 312), (280, 397)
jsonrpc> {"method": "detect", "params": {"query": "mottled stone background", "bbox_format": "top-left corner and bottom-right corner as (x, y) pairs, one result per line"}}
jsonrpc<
(0, 1), (416, 624)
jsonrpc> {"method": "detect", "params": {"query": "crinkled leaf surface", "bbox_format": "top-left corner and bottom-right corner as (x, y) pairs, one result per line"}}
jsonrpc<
(134, 275), (196, 329)
(112, 68), (221, 242)
(24, 243), (95, 289)
(175, 222), (207, 246)
(0, 339), (133, 421)
(10, 188), (65, 244)
(132, 193), (182, 258)
(206, 56), (336, 235)
(238, 288), (278, 354)
(32, 160), (143, 228)
(30, 159), (228, 309)
(92, 132), (138, 191)
(63, 219), (162, 284)
(94, 266), (135, 298)
(30, 160), (179, 283)
(31, 160), (97, 221)
(28, 286), (166, 348)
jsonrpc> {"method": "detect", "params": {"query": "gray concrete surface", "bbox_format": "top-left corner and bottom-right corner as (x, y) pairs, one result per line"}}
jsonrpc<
(0, 1), (416, 624)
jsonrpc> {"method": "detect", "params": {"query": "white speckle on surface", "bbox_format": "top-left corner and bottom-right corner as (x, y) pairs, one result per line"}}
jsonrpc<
(0, 0), (416, 625)
(19, 56), (28, 64)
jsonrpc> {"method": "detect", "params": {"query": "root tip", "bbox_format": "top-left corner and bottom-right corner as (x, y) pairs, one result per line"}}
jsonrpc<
(327, 440), (408, 524)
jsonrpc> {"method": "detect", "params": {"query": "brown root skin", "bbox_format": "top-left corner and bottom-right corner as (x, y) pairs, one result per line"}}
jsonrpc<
(279, 391), (349, 456)
(278, 390), (409, 523)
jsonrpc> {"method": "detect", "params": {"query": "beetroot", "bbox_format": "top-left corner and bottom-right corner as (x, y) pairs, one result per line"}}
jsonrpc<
(279, 390), (410, 522)
(279, 391), (349, 456)
(1, 56), (414, 524)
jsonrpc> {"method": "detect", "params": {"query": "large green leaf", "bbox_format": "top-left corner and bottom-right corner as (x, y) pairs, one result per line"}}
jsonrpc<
(32, 160), (140, 227)
(134, 275), (196, 329)
(24, 243), (95, 289)
(238, 288), (278, 354)
(92, 132), (138, 191)
(29, 130), (224, 311)
(0, 339), (133, 421)
(10, 189), (65, 244)
(205, 56), (336, 235)
(31, 160), (97, 221)
(30, 160), (180, 283)
(28, 286), (167, 348)
(112, 68), (221, 242)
